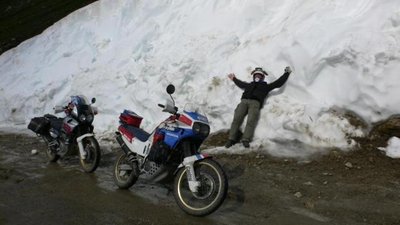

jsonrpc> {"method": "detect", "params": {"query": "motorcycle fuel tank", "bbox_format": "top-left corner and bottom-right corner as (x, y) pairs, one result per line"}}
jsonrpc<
(62, 117), (79, 134)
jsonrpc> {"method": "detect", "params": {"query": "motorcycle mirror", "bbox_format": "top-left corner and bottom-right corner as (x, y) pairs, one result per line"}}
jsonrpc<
(91, 98), (96, 104)
(166, 84), (175, 95)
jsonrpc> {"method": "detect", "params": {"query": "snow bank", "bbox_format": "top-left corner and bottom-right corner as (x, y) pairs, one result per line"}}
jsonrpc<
(1, 0), (400, 157)
(379, 137), (400, 158)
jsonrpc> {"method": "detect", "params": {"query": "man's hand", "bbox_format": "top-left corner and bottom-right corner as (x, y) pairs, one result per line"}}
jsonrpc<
(284, 66), (292, 74)
(228, 73), (236, 80)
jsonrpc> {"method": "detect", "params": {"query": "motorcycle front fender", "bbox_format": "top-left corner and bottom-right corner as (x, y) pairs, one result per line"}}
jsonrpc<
(174, 153), (212, 175)
(174, 153), (212, 193)
(77, 133), (95, 159)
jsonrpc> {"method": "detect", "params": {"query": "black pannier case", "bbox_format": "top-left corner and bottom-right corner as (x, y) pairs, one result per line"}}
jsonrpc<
(28, 117), (50, 134)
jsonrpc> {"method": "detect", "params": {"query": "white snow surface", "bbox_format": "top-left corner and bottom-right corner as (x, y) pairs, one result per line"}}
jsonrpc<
(380, 137), (400, 158)
(1, 0), (400, 157)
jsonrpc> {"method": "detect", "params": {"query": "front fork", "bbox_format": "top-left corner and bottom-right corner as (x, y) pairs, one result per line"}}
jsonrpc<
(179, 142), (211, 193)
(77, 133), (95, 159)
(181, 155), (204, 193)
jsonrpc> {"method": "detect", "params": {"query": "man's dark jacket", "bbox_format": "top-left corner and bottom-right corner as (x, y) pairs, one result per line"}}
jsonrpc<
(233, 72), (291, 107)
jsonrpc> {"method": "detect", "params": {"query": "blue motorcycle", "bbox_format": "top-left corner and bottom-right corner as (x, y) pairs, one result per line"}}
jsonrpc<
(113, 84), (228, 216)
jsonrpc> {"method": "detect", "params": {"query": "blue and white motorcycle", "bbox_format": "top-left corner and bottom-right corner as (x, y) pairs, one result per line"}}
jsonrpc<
(113, 84), (228, 216)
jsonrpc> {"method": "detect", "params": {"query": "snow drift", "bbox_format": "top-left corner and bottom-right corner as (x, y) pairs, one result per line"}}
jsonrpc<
(1, 0), (400, 157)
(379, 137), (400, 158)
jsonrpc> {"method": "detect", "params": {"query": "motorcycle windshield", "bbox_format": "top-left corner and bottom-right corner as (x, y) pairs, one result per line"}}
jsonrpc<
(183, 103), (208, 123)
(78, 104), (93, 115)
(71, 95), (93, 116)
(71, 95), (90, 106)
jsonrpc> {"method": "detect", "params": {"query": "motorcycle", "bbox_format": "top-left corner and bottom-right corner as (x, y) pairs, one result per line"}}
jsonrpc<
(28, 95), (101, 173)
(113, 84), (228, 216)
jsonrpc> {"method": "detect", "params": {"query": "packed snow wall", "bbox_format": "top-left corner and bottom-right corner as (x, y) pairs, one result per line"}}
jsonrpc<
(1, 0), (400, 156)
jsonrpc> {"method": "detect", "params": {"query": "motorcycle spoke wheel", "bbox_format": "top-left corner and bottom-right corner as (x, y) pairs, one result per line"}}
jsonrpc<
(113, 153), (139, 189)
(174, 159), (228, 216)
(46, 146), (60, 162)
(79, 137), (101, 173)
(44, 137), (59, 162)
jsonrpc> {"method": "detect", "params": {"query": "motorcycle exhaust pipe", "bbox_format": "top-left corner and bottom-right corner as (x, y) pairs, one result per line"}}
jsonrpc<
(115, 132), (130, 155)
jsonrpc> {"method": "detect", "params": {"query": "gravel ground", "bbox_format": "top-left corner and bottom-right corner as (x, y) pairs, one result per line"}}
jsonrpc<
(1, 133), (400, 225)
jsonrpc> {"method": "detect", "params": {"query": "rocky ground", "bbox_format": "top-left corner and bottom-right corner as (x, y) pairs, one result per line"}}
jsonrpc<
(1, 132), (400, 225)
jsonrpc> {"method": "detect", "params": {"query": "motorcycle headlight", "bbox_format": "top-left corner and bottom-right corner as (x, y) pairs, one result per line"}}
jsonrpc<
(79, 114), (94, 123)
(200, 124), (210, 137)
(79, 114), (86, 122)
(86, 114), (94, 123)
(193, 123), (201, 134)
(193, 122), (210, 137)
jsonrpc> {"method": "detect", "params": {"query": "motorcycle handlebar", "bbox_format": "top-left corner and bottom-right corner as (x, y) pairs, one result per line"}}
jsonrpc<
(158, 103), (179, 115)
(53, 105), (66, 113)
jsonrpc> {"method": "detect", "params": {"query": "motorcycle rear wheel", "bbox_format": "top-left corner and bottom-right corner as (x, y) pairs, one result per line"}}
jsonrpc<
(46, 146), (60, 162)
(174, 158), (228, 216)
(113, 153), (139, 189)
(43, 136), (60, 162)
(79, 137), (101, 173)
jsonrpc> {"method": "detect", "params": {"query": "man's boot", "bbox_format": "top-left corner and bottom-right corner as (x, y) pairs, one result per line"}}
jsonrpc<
(242, 140), (250, 148)
(225, 139), (236, 148)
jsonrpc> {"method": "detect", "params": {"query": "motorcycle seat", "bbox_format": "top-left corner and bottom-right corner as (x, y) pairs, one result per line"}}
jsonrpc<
(44, 114), (63, 131)
(44, 114), (57, 119)
(120, 124), (150, 142)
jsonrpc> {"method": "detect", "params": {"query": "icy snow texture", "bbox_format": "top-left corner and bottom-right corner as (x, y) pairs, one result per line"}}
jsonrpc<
(380, 137), (400, 158)
(1, 0), (400, 157)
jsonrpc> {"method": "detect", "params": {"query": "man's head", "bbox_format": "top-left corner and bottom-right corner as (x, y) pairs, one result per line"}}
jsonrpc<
(251, 67), (268, 82)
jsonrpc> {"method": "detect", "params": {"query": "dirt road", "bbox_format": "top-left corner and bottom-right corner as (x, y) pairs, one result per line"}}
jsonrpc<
(1, 133), (400, 225)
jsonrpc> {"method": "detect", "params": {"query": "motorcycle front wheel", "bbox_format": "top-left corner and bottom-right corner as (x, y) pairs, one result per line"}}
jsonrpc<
(174, 158), (228, 216)
(79, 137), (101, 173)
(113, 153), (139, 189)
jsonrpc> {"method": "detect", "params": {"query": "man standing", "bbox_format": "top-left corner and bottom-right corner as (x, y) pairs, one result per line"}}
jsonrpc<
(225, 66), (292, 148)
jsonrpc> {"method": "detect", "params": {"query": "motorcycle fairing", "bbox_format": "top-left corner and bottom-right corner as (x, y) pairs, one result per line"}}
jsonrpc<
(62, 117), (79, 134)
(159, 111), (210, 149)
(161, 128), (196, 149)
(184, 111), (208, 123)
